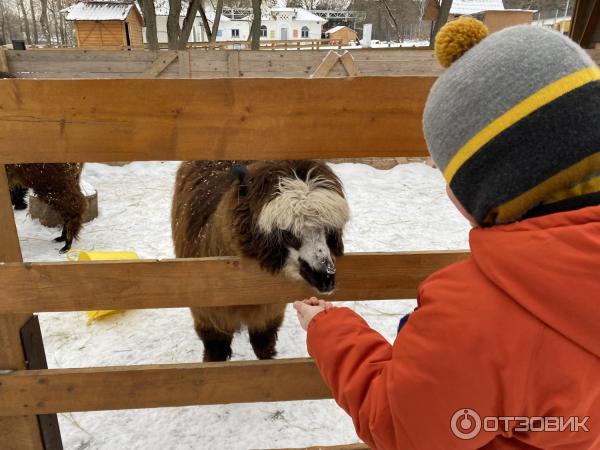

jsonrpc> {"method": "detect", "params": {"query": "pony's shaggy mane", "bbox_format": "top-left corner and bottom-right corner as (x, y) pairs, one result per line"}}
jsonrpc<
(257, 171), (350, 236)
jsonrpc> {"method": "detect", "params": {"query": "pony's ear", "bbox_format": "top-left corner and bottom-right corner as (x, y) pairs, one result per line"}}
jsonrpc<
(230, 164), (249, 196)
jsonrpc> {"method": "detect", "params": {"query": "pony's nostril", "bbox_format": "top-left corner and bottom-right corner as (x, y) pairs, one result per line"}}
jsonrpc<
(325, 262), (336, 275)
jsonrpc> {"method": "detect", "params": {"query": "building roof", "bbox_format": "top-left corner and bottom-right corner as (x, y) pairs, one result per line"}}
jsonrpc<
(326, 25), (355, 34)
(65, 0), (140, 21)
(268, 7), (325, 22)
(450, 0), (504, 15)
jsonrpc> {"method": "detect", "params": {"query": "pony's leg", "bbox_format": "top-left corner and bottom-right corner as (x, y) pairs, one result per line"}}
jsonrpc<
(249, 314), (284, 360)
(195, 323), (234, 362)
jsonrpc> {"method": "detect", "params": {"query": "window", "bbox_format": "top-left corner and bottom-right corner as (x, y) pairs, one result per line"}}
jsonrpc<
(301, 26), (309, 38)
(260, 25), (267, 38)
(217, 30), (223, 37)
(232, 29), (240, 38)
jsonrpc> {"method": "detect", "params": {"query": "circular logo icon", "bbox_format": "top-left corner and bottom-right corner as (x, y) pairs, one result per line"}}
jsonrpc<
(451, 408), (482, 440)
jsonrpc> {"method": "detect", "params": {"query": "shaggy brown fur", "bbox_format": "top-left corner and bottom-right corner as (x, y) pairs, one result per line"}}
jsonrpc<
(2, 72), (86, 253)
(7, 163), (87, 253)
(172, 160), (347, 362)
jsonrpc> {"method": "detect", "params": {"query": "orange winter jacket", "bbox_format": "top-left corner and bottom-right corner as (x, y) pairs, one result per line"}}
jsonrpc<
(307, 205), (600, 450)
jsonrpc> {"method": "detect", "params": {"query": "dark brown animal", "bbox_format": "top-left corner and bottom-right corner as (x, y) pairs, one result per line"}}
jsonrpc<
(172, 160), (350, 362)
(1, 72), (86, 253)
(7, 163), (87, 252)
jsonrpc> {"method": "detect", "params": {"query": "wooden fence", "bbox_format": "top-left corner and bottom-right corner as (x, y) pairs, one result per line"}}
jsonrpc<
(159, 38), (345, 50)
(2, 47), (443, 79)
(0, 76), (470, 449)
(4, 47), (599, 80)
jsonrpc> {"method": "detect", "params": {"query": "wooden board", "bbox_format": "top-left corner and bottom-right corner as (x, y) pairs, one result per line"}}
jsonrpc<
(0, 166), (44, 448)
(0, 359), (331, 415)
(0, 77), (434, 163)
(5, 48), (598, 80)
(0, 252), (468, 313)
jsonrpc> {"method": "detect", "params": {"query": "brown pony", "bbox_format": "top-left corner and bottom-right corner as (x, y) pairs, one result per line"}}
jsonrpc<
(1, 71), (86, 253)
(172, 160), (350, 361)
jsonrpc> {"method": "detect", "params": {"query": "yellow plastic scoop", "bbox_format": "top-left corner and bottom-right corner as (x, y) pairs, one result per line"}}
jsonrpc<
(67, 249), (139, 324)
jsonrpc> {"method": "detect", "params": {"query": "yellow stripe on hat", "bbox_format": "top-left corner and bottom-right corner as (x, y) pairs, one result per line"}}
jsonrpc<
(443, 66), (600, 183)
(543, 175), (600, 205)
(484, 152), (600, 224)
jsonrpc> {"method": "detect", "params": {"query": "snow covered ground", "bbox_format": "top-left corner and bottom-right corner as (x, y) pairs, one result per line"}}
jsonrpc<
(14, 161), (470, 450)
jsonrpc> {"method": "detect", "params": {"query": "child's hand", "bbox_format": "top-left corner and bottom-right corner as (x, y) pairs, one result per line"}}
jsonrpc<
(294, 297), (334, 331)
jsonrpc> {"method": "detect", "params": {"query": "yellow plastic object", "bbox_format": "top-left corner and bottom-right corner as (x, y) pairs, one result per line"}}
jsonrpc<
(67, 249), (139, 324)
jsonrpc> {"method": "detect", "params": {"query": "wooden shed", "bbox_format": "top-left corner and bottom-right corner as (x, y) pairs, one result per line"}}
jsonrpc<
(66, 0), (144, 49)
(470, 10), (535, 33)
(325, 26), (358, 45)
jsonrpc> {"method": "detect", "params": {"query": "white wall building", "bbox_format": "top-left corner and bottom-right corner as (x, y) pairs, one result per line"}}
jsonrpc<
(250, 8), (326, 41)
(148, 7), (326, 44)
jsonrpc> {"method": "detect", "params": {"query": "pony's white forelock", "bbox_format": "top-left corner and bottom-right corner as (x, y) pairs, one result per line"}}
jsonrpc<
(257, 171), (350, 235)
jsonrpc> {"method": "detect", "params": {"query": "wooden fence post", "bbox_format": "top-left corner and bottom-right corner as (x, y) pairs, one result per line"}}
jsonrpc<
(178, 49), (191, 78)
(0, 48), (9, 72)
(0, 166), (45, 450)
(227, 51), (240, 77)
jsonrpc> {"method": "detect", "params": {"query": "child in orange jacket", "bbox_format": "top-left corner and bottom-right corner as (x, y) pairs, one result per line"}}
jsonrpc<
(295, 18), (600, 450)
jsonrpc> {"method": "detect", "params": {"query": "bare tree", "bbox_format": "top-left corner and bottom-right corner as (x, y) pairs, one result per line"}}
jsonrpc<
(430, 0), (452, 42)
(40, 0), (52, 44)
(250, 0), (261, 49)
(179, 0), (201, 47)
(139, 0), (159, 50)
(167, 0), (182, 49)
(50, 0), (61, 45)
(209, 0), (223, 44)
(17, 0), (32, 43)
(379, 0), (401, 41)
(29, 0), (38, 43)
(0, 1), (7, 44)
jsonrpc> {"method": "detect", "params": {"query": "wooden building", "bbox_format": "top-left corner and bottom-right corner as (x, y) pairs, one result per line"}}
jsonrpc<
(571, 0), (600, 48)
(470, 10), (535, 33)
(424, 0), (533, 34)
(325, 26), (358, 45)
(66, 0), (144, 49)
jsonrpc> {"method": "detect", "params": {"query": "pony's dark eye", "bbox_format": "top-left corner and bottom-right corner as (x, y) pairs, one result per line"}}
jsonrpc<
(281, 230), (301, 249)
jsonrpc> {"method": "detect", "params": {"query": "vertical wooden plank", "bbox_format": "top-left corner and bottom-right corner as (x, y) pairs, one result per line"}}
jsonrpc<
(310, 51), (340, 78)
(227, 51), (240, 77)
(178, 49), (191, 78)
(340, 51), (360, 77)
(0, 48), (9, 73)
(21, 316), (64, 450)
(0, 165), (44, 450)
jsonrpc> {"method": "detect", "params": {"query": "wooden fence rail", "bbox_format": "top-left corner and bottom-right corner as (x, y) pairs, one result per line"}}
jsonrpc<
(0, 252), (468, 314)
(0, 77), (433, 163)
(0, 359), (330, 416)
(3, 48), (599, 80)
(4, 48), (442, 79)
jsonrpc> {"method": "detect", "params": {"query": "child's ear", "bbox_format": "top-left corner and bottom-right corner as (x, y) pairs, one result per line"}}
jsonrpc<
(231, 164), (249, 196)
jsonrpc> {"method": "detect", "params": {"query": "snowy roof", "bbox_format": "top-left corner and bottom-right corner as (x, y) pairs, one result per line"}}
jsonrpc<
(269, 7), (324, 22)
(326, 25), (354, 34)
(154, 5), (230, 22)
(65, 1), (139, 21)
(450, 0), (504, 15)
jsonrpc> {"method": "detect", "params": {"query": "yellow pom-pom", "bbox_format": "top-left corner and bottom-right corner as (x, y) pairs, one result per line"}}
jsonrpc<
(435, 17), (489, 68)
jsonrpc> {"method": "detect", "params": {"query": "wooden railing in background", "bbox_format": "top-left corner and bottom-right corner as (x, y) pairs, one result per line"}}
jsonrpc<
(0, 77), (469, 450)
(3, 47), (442, 79)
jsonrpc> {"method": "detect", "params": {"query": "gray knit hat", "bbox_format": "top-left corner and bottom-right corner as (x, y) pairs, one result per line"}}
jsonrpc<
(423, 18), (600, 225)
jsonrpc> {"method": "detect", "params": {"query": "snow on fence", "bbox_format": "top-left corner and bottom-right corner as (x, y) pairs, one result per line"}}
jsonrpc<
(0, 77), (469, 450)
(2, 47), (443, 79)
